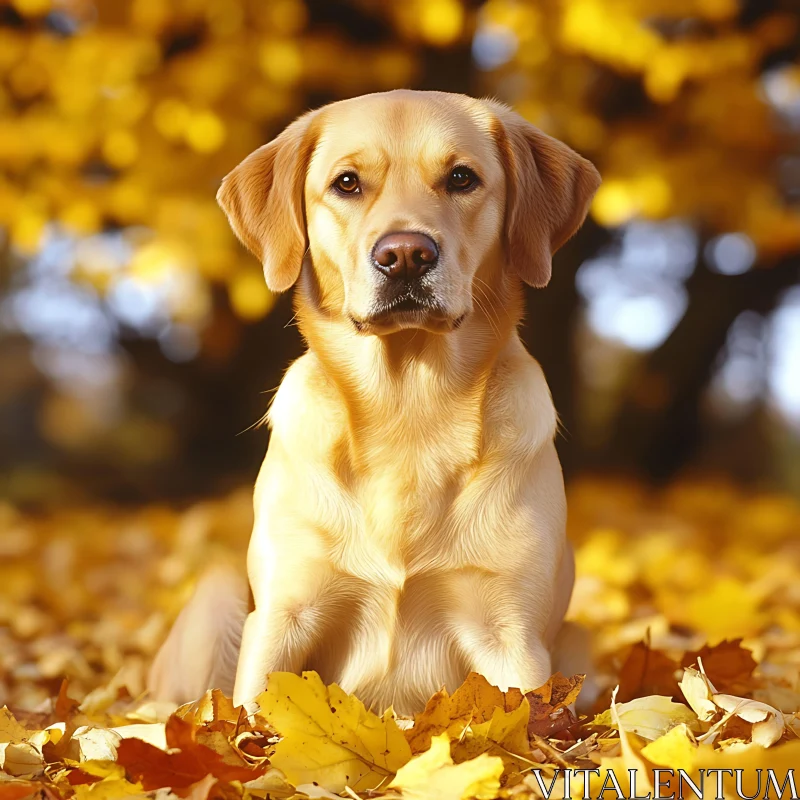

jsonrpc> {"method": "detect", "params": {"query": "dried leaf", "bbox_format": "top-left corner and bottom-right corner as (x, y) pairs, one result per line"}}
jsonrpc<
(681, 640), (757, 695)
(526, 673), (584, 738)
(711, 695), (784, 747)
(678, 666), (719, 721)
(595, 694), (699, 741)
(617, 641), (681, 702)
(116, 716), (264, 791)
(640, 723), (698, 770)
(256, 671), (412, 793)
(389, 733), (503, 800)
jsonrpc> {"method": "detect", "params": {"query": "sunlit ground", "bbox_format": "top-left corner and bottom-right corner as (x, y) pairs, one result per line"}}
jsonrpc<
(3, 476), (800, 712)
(1, 476), (800, 797)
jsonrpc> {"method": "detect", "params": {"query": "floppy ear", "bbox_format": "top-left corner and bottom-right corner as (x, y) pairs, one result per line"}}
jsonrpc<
(217, 111), (318, 292)
(487, 101), (601, 288)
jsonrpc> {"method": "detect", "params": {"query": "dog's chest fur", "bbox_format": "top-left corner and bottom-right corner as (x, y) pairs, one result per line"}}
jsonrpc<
(257, 344), (561, 711)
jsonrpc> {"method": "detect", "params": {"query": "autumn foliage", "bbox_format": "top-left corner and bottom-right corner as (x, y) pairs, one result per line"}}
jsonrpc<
(2, 477), (800, 797)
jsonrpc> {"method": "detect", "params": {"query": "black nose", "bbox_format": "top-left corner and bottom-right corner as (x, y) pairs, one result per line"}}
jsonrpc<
(372, 232), (439, 280)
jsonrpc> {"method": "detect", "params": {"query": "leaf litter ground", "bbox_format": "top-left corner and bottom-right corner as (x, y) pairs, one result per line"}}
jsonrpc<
(1, 477), (800, 799)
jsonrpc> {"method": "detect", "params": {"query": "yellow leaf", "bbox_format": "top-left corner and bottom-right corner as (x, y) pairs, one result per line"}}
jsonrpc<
(69, 726), (122, 762)
(408, 672), (528, 757)
(256, 671), (412, 793)
(0, 707), (30, 743)
(68, 759), (126, 780)
(679, 666), (718, 721)
(71, 778), (150, 799)
(682, 578), (766, 640)
(689, 741), (800, 796)
(242, 767), (297, 797)
(596, 694), (699, 740)
(641, 723), (698, 770)
(389, 733), (503, 800)
(452, 699), (531, 766)
(406, 688), (456, 754)
(125, 700), (178, 724)
(0, 741), (43, 777)
(609, 687), (652, 795)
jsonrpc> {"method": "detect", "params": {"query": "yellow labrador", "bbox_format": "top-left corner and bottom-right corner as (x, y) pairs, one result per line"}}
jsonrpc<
(148, 90), (600, 715)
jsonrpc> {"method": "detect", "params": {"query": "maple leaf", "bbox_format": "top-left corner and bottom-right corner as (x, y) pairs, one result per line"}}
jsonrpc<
(681, 639), (757, 696)
(407, 673), (527, 754)
(617, 641), (681, 703)
(256, 671), (412, 793)
(402, 672), (534, 776)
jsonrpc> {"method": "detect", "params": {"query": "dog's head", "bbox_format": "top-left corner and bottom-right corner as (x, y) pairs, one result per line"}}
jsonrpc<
(218, 90), (600, 336)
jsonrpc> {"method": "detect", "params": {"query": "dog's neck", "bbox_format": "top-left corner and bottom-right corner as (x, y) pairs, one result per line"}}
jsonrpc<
(294, 273), (525, 466)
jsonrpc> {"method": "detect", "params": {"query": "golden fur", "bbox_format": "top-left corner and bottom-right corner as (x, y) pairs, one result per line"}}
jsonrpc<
(148, 90), (600, 715)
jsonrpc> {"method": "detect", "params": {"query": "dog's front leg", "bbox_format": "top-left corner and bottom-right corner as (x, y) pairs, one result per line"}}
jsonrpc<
(448, 571), (553, 693)
(233, 611), (297, 706)
(233, 529), (334, 707)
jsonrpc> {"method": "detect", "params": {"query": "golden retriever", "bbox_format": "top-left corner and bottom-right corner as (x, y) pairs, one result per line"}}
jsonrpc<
(148, 90), (600, 715)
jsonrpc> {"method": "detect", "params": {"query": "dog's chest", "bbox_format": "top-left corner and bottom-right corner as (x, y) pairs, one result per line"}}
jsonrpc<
(330, 424), (482, 572)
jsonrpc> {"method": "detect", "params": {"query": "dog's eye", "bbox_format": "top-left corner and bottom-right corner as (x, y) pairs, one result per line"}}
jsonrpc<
(333, 172), (360, 195)
(447, 167), (478, 192)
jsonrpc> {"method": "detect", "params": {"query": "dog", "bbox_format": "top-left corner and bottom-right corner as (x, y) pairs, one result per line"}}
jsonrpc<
(147, 90), (600, 716)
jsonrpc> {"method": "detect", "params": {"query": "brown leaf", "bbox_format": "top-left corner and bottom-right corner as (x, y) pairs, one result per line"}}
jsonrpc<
(525, 673), (584, 738)
(617, 641), (681, 702)
(55, 680), (81, 722)
(681, 639), (757, 696)
(116, 717), (265, 792)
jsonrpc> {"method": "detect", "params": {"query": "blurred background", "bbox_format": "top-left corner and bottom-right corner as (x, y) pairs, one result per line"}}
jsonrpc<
(1, 0), (800, 506)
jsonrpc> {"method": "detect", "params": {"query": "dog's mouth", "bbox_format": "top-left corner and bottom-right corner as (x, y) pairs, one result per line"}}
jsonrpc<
(350, 293), (466, 334)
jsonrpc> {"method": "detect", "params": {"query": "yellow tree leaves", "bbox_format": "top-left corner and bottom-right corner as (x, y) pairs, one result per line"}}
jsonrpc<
(484, 0), (800, 252)
(0, 0), (455, 323)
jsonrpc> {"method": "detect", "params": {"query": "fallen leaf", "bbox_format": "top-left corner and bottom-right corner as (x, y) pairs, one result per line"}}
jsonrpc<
(0, 774), (61, 800)
(526, 673), (584, 737)
(0, 708), (30, 744)
(389, 733), (503, 800)
(69, 726), (122, 762)
(257, 671), (412, 793)
(70, 778), (149, 798)
(608, 687), (652, 795)
(681, 639), (757, 695)
(617, 641), (681, 702)
(712, 695), (784, 747)
(640, 723), (698, 770)
(681, 578), (766, 640)
(116, 721), (263, 792)
(111, 723), (167, 750)
(243, 768), (297, 798)
(0, 741), (44, 777)
(679, 665), (718, 721)
(595, 694), (699, 741)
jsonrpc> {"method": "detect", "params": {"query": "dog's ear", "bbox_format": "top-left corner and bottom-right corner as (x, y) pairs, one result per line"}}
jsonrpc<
(217, 111), (318, 292)
(487, 101), (601, 288)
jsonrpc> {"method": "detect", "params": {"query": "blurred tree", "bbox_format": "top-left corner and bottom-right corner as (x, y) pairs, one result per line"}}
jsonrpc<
(473, 0), (800, 479)
(1, 0), (799, 499)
